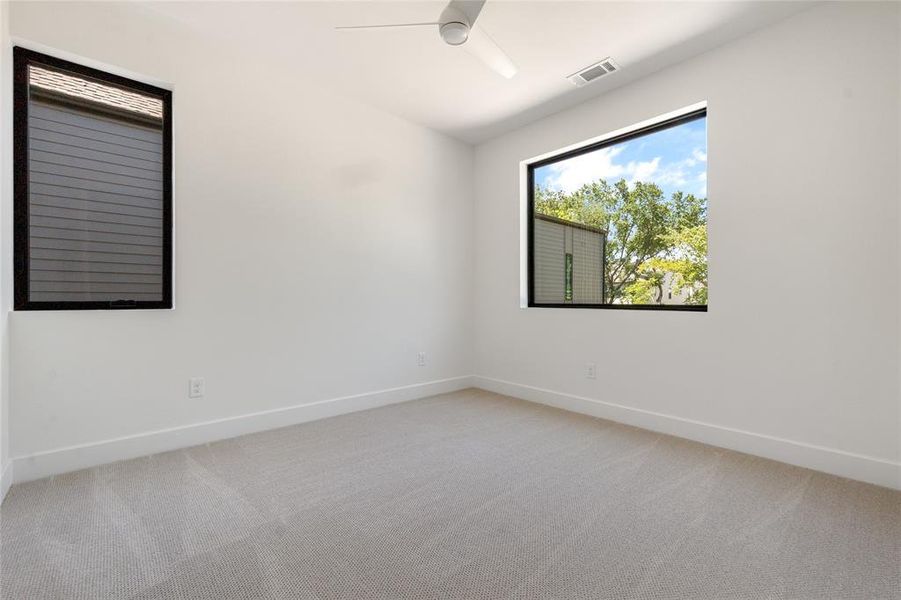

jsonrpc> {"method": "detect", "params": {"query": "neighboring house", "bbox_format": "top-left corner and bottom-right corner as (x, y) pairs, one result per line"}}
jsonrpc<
(29, 65), (163, 122)
(533, 213), (605, 304)
(24, 64), (166, 303)
(609, 269), (698, 305)
(659, 271), (693, 304)
(533, 216), (698, 305)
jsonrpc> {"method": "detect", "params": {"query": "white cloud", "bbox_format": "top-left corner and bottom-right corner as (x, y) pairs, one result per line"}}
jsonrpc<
(625, 157), (660, 187)
(654, 164), (688, 188)
(543, 145), (663, 193)
(635, 151), (707, 190)
(543, 146), (626, 193)
(541, 144), (708, 196)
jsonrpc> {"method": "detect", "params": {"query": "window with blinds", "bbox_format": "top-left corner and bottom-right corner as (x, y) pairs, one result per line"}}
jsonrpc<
(14, 48), (172, 310)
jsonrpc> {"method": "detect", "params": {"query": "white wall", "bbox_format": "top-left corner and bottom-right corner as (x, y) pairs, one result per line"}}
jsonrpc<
(7, 1), (474, 477)
(0, 0), (11, 499)
(473, 2), (901, 488)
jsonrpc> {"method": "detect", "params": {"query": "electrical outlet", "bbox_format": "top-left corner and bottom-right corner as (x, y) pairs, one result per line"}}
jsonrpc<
(585, 363), (597, 379)
(189, 377), (205, 398)
(417, 352), (426, 367)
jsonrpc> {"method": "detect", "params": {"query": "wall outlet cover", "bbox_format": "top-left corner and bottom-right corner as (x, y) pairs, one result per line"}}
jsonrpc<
(189, 377), (205, 398)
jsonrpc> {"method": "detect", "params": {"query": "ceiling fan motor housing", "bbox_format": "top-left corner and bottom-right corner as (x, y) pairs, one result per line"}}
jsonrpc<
(440, 21), (470, 45)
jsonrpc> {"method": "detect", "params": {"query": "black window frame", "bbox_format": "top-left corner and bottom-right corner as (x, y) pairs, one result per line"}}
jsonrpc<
(527, 108), (707, 312)
(13, 47), (173, 311)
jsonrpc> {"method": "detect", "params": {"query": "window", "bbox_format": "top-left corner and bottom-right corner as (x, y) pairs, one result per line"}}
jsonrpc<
(528, 108), (707, 311)
(14, 48), (172, 310)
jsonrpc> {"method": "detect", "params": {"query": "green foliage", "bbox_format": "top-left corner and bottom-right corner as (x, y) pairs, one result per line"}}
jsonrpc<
(623, 273), (664, 304)
(640, 225), (708, 305)
(535, 178), (707, 305)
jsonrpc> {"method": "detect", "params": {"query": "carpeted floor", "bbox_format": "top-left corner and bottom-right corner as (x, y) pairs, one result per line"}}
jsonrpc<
(1, 389), (899, 599)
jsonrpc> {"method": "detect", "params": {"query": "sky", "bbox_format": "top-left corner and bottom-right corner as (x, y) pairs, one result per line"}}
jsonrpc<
(534, 117), (707, 200)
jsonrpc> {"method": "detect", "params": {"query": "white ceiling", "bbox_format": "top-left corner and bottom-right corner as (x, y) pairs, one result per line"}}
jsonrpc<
(144, 1), (813, 144)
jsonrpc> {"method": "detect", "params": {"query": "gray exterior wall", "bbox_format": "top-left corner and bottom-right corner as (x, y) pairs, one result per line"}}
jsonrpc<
(28, 98), (164, 302)
(533, 214), (604, 304)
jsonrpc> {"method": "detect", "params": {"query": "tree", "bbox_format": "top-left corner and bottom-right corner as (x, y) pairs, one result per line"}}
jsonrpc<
(638, 225), (708, 305)
(534, 179), (707, 304)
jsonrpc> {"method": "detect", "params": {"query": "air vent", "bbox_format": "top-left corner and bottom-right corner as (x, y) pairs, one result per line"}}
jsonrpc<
(568, 57), (620, 87)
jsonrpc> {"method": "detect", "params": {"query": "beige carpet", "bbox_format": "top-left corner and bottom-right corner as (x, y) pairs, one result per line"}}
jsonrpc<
(1, 389), (899, 599)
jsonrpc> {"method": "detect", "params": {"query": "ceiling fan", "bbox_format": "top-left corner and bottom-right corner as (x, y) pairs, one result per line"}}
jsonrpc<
(336, 0), (517, 79)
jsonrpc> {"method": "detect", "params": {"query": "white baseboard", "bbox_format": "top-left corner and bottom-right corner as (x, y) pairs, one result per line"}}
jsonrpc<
(11, 374), (898, 492)
(0, 461), (13, 503)
(473, 376), (901, 491)
(12, 375), (474, 485)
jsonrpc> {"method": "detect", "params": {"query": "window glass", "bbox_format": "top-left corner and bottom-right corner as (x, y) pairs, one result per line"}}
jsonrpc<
(15, 48), (172, 310)
(530, 111), (707, 310)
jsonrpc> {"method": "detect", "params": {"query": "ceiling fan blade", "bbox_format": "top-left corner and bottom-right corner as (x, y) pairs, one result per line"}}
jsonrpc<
(465, 25), (517, 79)
(335, 22), (439, 31)
(445, 0), (486, 26)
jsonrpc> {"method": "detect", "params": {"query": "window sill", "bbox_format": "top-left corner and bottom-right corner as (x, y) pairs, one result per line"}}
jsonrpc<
(525, 303), (707, 312)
